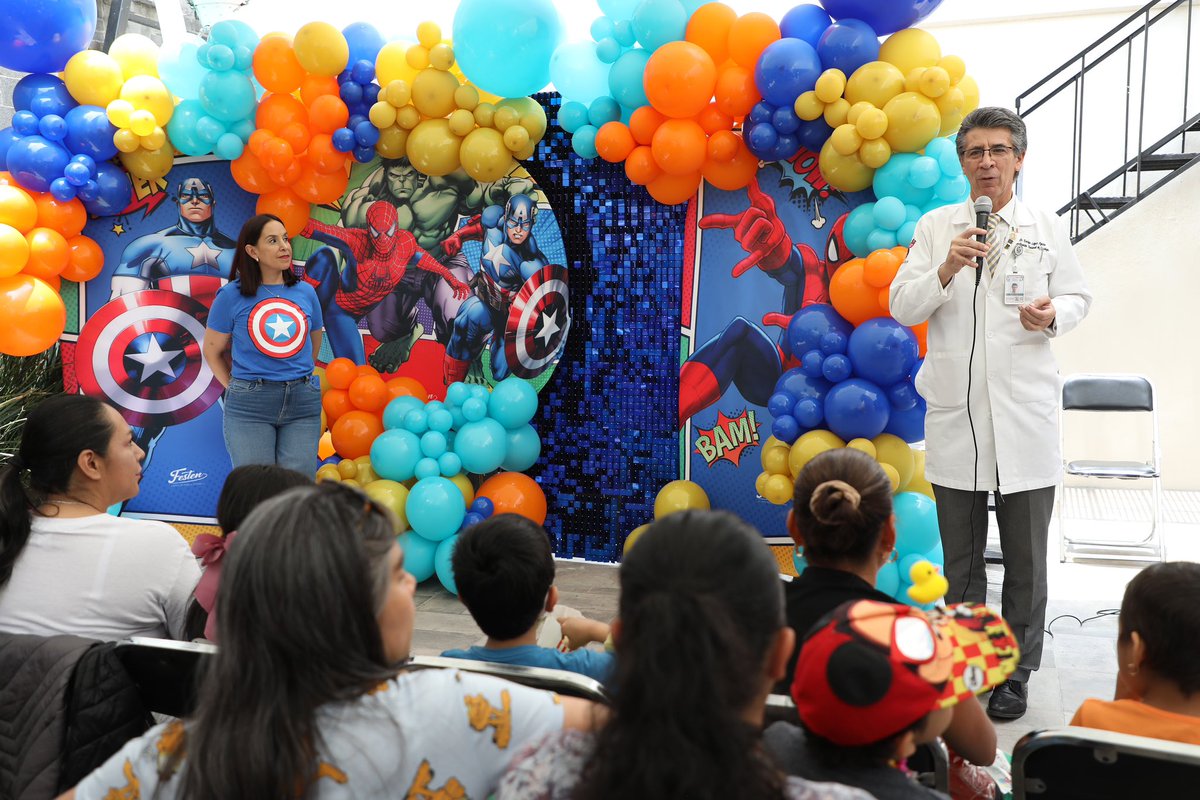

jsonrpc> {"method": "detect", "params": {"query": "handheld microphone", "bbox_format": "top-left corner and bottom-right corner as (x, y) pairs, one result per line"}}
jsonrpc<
(973, 195), (992, 286)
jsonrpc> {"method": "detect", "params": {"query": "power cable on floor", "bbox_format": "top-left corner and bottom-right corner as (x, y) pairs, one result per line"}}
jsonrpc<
(1044, 608), (1120, 639)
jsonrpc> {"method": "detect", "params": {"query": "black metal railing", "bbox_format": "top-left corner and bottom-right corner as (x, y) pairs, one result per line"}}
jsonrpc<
(1016, 0), (1199, 241)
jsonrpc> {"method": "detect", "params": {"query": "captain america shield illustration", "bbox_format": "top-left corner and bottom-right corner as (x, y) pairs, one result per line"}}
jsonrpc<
(247, 297), (308, 358)
(76, 290), (224, 428)
(505, 264), (570, 379)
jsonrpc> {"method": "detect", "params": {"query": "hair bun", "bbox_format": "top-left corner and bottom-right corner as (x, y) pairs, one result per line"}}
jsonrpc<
(809, 479), (862, 525)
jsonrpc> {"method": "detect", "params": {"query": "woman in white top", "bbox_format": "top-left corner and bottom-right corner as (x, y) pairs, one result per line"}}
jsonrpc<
(0, 394), (200, 640)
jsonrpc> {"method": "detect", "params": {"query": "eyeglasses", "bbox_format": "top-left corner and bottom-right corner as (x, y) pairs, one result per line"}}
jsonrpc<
(963, 145), (1016, 162)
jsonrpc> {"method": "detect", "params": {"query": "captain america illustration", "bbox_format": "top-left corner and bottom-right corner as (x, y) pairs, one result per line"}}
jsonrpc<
(439, 194), (553, 384)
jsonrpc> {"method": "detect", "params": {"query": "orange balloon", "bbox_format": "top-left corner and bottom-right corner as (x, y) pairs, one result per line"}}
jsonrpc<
(292, 166), (348, 205)
(62, 235), (104, 282)
(306, 133), (347, 174)
(270, 159), (304, 188)
(0, 171), (12, 185)
(644, 41), (718, 119)
(595, 121), (636, 163)
(0, 185), (37, 233)
(702, 139), (759, 190)
(686, 1), (738, 64)
(262, 138), (295, 173)
(33, 195), (86, 237)
(696, 102), (733, 134)
(322, 387), (353, 422)
(706, 129), (739, 162)
(325, 357), (359, 389)
(829, 259), (888, 326)
(253, 34), (304, 94)
(714, 65), (760, 118)
(910, 320), (928, 358)
(647, 171), (700, 205)
(300, 74), (339, 105)
(249, 129), (274, 158)
(348, 374), (389, 412)
(256, 189), (310, 237)
(477, 471), (547, 525)
(331, 409), (384, 460)
(863, 248), (902, 288)
(39, 273), (61, 293)
(278, 121), (311, 154)
(0, 275), (66, 356)
(629, 106), (667, 146)
(625, 145), (661, 185)
(231, 152), (276, 194)
(386, 376), (428, 400)
(24, 228), (69, 279)
(256, 92), (308, 134)
(651, 119), (707, 176)
(356, 363), (379, 376)
(728, 13), (781, 69)
(308, 94), (349, 135)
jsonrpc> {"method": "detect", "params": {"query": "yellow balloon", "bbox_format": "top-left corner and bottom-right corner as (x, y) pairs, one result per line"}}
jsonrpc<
(129, 109), (156, 137)
(788, 429), (845, 480)
(407, 45), (431, 70)
(755, 471), (771, 498)
(0, 223), (30, 277)
(818, 139), (874, 192)
(856, 106), (889, 140)
(449, 62), (502, 105)
(460, 127), (514, 183)
(846, 438), (878, 459)
(957, 75), (980, 114)
(938, 55), (966, 84)
(407, 119), (463, 177)
(316, 463), (341, 482)
(879, 462), (901, 493)
(763, 473), (793, 505)
(512, 141), (536, 161)
(0, 185), (37, 232)
(624, 522), (651, 554)
(448, 108), (476, 137)
(113, 128), (140, 153)
(872, 433), (915, 491)
(385, 79), (412, 108)
(294, 22), (349, 77)
(377, 42), (419, 86)
(106, 99), (134, 129)
(396, 105), (421, 130)
(370, 100), (398, 129)
(907, 450), (936, 499)
(823, 97), (851, 128)
(846, 61), (906, 109)
(365, 479), (410, 532)
(376, 126), (410, 158)
(429, 43), (455, 71)
(492, 105), (520, 132)
(119, 75), (174, 125)
(794, 91), (823, 121)
(762, 445), (789, 476)
(354, 455), (378, 485)
(879, 28), (943, 76)
(140, 127), (166, 150)
(499, 97), (548, 141)
(109, 33), (159, 79)
(342, 478), (362, 489)
(124, 146), (174, 181)
(762, 435), (790, 454)
(935, 86), (967, 137)
(473, 102), (496, 128)
(416, 22), (442, 49)
(814, 68), (847, 103)
(918, 66), (950, 99)
(502, 125), (530, 153)
(64, 50), (124, 106)
(454, 84), (479, 111)
(448, 472), (474, 507)
(830, 124), (862, 156)
(904, 67), (926, 94)
(859, 138), (892, 169)
(654, 479), (710, 519)
(411, 68), (460, 118)
(338, 459), (359, 479)
(881, 91), (941, 153)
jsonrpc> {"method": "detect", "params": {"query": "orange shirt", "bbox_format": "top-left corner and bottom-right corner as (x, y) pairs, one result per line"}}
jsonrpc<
(1071, 698), (1200, 745)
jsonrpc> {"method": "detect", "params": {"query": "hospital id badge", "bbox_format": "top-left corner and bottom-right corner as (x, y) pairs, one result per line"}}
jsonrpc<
(1004, 273), (1025, 305)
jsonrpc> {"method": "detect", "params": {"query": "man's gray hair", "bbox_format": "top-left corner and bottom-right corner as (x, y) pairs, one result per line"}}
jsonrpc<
(956, 107), (1028, 156)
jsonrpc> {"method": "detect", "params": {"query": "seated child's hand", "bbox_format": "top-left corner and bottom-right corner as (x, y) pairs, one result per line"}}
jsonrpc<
(558, 617), (610, 651)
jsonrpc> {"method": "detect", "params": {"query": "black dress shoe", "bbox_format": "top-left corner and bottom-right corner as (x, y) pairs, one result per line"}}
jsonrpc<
(987, 679), (1028, 720)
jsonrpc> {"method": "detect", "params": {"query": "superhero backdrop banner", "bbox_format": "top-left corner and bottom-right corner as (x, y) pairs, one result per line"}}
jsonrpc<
(680, 150), (871, 540)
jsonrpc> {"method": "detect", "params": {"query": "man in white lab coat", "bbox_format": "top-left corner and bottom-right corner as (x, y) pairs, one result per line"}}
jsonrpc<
(890, 107), (1092, 720)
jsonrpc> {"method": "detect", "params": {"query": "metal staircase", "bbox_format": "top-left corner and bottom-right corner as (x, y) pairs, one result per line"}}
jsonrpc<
(1017, 0), (1200, 242)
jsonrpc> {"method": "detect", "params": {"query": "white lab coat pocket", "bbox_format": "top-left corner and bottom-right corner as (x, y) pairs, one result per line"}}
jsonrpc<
(915, 351), (970, 409)
(1011, 342), (1058, 403)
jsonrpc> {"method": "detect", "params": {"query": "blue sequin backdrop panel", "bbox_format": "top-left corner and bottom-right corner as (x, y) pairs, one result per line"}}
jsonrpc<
(526, 94), (687, 563)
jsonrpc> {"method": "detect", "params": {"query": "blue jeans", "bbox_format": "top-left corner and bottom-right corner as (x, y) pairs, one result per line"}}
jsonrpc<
(222, 376), (321, 475)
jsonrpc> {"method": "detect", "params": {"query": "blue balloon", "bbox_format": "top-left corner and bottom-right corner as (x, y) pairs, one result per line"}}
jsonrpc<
(344, 22), (385, 66)
(6, 134), (69, 193)
(746, 122), (779, 160)
(340, 80), (364, 107)
(206, 44), (235, 72)
(749, 102), (775, 125)
(406, 477), (467, 541)
(599, 0), (639, 19)
(84, 160), (132, 216)
(64, 105), (118, 161)
(354, 120), (380, 147)
(820, 0), (945, 37)
(332, 128), (356, 153)
(793, 398), (823, 428)
(462, 511), (485, 528)
(800, 349), (824, 377)
(0, 0), (97, 73)
(786, 303), (853, 357)
(421, 430), (448, 458)
(771, 133), (801, 162)
(888, 380), (919, 411)
(195, 115), (226, 145)
(403, 409), (430, 435)
(165, 99), (210, 157)
(631, 0), (687, 52)
(216, 133), (245, 160)
(824, 378), (890, 440)
(608, 47), (651, 109)
(772, 414), (801, 444)
(0, 127), (18, 165)
(792, 546), (808, 576)
(795, 116), (834, 153)
(884, 395), (926, 443)
(821, 353), (852, 382)
(455, 418), (508, 474)
(427, 408), (454, 434)
(768, 391), (795, 418)
(897, 221), (918, 248)
(776, 366), (831, 407)
(453, 0), (564, 97)
(866, 228), (897, 252)
(399, 531), (439, 582)
(14, 73), (74, 117)
(591, 16), (616, 41)
(347, 114), (367, 130)
(596, 37), (622, 64)
(63, 159), (89, 186)
(934, 174), (969, 203)
(489, 377), (539, 429)
(848, 318), (919, 388)
(558, 101), (591, 134)
(199, 70), (256, 123)
(363, 83), (380, 106)
(470, 496), (495, 516)
(893, 491), (942, 555)
(12, 111), (39, 137)
(209, 19), (259, 51)
(371, 429), (424, 481)
(819, 329), (849, 356)
(502, 424), (542, 471)
(37, 114), (66, 142)
(435, 535), (459, 593)
(446, 382), (470, 406)
(755, 38), (822, 107)
(551, 41), (611, 106)
(817, 19), (881, 80)
(909, 155), (940, 189)
(572, 125), (599, 159)
(780, 5), (833, 47)
(49, 177), (75, 202)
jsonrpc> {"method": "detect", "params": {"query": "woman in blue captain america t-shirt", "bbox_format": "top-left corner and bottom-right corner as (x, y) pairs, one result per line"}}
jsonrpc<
(202, 215), (324, 474)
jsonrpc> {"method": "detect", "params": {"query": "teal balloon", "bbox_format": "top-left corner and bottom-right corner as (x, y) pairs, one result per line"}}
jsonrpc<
(370, 429), (423, 482)
(415, 457), (440, 480)
(875, 559), (901, 597)
(209, 19), (259, 52)
(608, 47), (650, 109)
(454, 418), (508, 474)
(199, 70), (256, 123)
(501, 424), (541, 471)
(631, 0), (687, 52)
(435, 534), (459, 594)
(572, 124), (599, 159)
(792, 547), (808, 576)
(406, 477), (467, 541)
(399, 531), (438, 582)
(893, 491), (941, 557)
(453, 0), (564, 98)
(438, 451), (462, 477)
(488, 377), (538, 429)
(215, 132), (244, 160)
(843, 202), (875, 257)
(599, 0), (639, 18)
(549, 41), (611, 105)
(383, 395), (425, 430)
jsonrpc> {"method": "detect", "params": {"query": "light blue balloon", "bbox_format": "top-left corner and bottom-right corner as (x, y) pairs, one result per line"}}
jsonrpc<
(591, 16), (616, 41)
(924, 135), (955, 162)
(596, 37), (623, 64)
(209, 19), (259, 51)
(588, 96), (622, 127)
(406, 477), (467, 542)
(612, 19), (637, 47)
(438, 451), (462, 477)
(462, 396), (488, 422)
(934, 173), (969, 202)
(158, 37), (205, 98)
(453, 0), (565, 98)
(558, 101), (590, 134)
(926, 540), (944, 569)
(383, 395), (425, 430)
(446, 382), (470, 406)
(489, 377), (538, 429)
(937, 142), (962, 176)
(572, 124), (599, 159)
(343, 21), (385, 66)
(370, 429), (423, 482)
(872, 196), (905, 231)
(632, 0), (687, 52)
(502, 424), (542, 471)
(421, 430), (448, 458)
(403, 409), (429, 434)
(866, 228), (897, 252)
(550, 41), (611, 106)
(455, 418), (508, 474)
(897, 220), (918, 247)
(893, 491), (941, 556)
(608, 47), (650, 109)
(400, 531), (438, 582)
(215, 132), (244, 160)
(875, 559), (901, 597)
(843, 202), (875, 257)
(909, 155), (940, 189)
(415, 457), (441, 480)
(165, 99), (209, 157)
(435, 534), (459, 594)
(599, 0), (640, 20)
(428, 408), (453, 433)
(198, 70), (256, 123)
(898, 552), (927, 584)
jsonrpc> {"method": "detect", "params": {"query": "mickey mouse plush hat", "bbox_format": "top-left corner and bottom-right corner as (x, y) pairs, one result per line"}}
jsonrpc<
(792, 599), (1020, 747)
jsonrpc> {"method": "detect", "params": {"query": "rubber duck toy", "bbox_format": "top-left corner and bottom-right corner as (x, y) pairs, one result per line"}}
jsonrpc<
(907, 560), (949, 606)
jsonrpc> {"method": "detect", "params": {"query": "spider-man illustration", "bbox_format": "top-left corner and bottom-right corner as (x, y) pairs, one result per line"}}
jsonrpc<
(301, 201), (470, 364)
(679, 178), (852, 429)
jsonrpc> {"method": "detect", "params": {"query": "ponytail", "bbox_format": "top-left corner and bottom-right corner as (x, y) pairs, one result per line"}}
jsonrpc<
(0, 461), (33, 586)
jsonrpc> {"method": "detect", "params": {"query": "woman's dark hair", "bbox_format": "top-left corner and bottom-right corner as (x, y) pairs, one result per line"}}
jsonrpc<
(453, 513), (555, 640)
(174, 482), (397, 799)
(233, 213), (298, 296)
(801, 715), (928, 769)
(217, 464), (313, 533)
(792, 448), (894, 566)
(0, 394), (115, 586)
(1119, 561), (1200, 696)
(575, 509), (787, 800)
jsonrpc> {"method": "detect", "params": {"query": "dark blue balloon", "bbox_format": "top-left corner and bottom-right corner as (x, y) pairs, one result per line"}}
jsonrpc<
(786, 303), (854, 358)
(332, 128), (357, 152)
(780, 4), (833, 47)
(338, 69), (353, 84)
(14, 73), (74, 117)
(746, 121), (779, 160)
(469, 496), (494, 517)
(824, 378), (891, 441)
(462, 512), (484, 529)
(821, 353), (852, 382)
(340, 81), (364, 107)
(884, 395), (926, 442)
(353, 144), (376, 163)
(793, 397), (823, 428)
(755, 37), (822, 107)
(75, 178), (99, 201)
(777, 366), (831, 403)
(819, 329), (849, 355)
(796, 117), (834, 153)
(63, 159), (90, 186)
(0, 0), (98, 73)
(772, 414), (801, 444)
(888, 380), (918, 411)
(64, 105), (119, 160)
(768, 391), (796, 418)
(772, 104), (801, 135)
(820, 0), (944, 36)
(910, 357), (923, 384)
(348, 114), (367, 129)
(69, 153), (95, 174)
(770, 133), (801, 162)
(817, 18), (881, 77)
(12, 111), (39, 136)
(363, 83), (380, 105)
(749, 101), (775, 125)
(79, 160), (132, 217)
(354, 120), (380, 147)
(847, 317), (919, 387)
(37, 113), (66, 141)
(800, 349), (824, 377)
(49, 177), (75, 201)
(351, 59), (375, 85)
(0, 127), (17, 165)
(6, 134), (69, 192)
